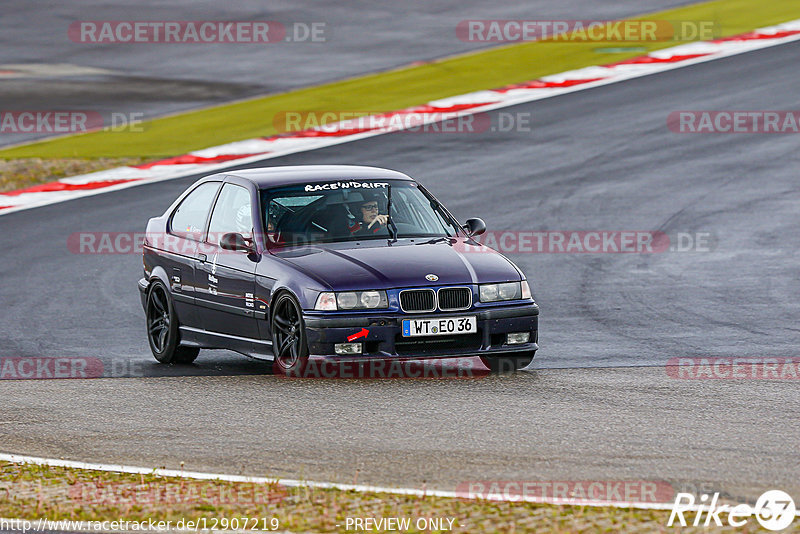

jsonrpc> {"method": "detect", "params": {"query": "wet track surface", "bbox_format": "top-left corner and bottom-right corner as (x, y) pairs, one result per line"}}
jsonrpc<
(0, 0), (697, 146)
(1, 39), (799, 500)
(2, 368), (798, 501)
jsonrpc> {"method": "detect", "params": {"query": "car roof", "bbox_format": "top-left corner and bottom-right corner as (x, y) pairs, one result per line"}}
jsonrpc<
(220, 165), (414, 188)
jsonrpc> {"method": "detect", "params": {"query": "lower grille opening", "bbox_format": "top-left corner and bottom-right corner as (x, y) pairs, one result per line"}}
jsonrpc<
(491, 333), (507, 347)
(394, 333), (482, 355)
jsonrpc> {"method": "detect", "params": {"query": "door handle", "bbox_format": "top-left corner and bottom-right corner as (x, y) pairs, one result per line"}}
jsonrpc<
(198, 253), (207, 262)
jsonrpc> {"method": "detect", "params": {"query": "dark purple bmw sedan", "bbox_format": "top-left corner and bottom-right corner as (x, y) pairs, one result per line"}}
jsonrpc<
(139, 165), (539, 374)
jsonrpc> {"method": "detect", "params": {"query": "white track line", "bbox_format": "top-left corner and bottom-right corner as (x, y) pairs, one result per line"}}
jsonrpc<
(0, 452), (690, 511)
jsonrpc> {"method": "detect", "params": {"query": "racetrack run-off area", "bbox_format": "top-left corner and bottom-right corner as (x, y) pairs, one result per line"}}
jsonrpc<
(2, 32), (800, 505)
(2, 1), (800, 531)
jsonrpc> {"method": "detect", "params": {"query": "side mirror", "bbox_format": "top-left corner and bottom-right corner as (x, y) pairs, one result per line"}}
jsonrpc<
(463, 218), (486, 237)
(220, 232), (254, 253)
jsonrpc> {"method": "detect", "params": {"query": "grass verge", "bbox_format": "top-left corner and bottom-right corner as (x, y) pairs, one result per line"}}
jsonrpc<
(2, 461), (780, 533)
(0, 158), (147, 192)
(1, 0), (799, 160)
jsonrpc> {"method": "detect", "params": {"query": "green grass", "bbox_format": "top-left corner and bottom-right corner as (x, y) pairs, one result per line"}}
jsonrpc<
(2, 0), (799, 159)
(0, 157), (147, 192)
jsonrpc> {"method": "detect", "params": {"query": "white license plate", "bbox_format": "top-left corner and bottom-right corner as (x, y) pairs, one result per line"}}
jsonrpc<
(402, 316), (477, 337)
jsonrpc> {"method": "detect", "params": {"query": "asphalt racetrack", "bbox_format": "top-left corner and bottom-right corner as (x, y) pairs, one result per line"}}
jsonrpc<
(0, 0), (697, 146)
(1, 41), (799, 501)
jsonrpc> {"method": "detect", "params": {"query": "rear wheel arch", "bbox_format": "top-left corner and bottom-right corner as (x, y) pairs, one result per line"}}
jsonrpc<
(147, 266), (185, 325)
(144, 279), (199, 364)
(147, 266), (171, 291)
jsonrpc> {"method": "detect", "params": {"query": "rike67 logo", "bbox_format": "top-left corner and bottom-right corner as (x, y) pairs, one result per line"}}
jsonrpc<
(669, 490), (796, 530)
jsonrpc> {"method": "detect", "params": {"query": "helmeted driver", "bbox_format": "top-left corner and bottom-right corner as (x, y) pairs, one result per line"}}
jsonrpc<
(348, 193), (388, 235)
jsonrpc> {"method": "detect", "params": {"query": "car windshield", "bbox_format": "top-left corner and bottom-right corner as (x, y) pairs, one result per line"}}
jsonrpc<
(261, 179), (460, 246)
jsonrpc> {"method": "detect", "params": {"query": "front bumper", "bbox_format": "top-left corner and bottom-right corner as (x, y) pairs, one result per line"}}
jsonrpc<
(138, 277), (148, 309)
(302, 303), (538, 360)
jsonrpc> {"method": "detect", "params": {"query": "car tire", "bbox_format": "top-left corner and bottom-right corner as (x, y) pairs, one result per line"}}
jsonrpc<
(146, 280), (199, 364)
(270, 292), (309, 377)
(480, 352), (535, 373)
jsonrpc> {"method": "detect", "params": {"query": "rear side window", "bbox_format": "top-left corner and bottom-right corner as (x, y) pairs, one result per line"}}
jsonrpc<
(207, 183), (253, 244)
(170, 182), (220, 241)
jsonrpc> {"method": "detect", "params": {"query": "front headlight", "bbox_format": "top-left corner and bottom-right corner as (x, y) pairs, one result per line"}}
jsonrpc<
(337, 292), (359, 309)
(314, 290), (388, 311)
(360, 291), (383, 308)
(479, 282), (522, 302)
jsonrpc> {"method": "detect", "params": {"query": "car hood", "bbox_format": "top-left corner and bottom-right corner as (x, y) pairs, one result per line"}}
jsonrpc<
(270, 239), (521, 290)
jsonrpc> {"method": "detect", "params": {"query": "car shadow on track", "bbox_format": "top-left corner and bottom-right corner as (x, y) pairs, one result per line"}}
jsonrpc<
(103, 350), (275, 378)
(96, 353), (540, 380)
(1, 353), (544, 381)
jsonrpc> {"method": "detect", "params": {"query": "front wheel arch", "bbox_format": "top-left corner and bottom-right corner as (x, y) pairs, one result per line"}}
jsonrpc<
(269, 290), (309, 375)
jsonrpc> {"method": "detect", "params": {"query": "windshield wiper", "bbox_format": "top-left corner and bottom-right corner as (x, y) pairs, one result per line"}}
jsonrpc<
(386, 183), (398, 244)
(416, 236), (454, 245)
